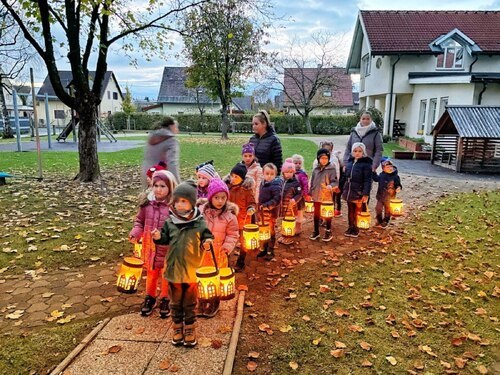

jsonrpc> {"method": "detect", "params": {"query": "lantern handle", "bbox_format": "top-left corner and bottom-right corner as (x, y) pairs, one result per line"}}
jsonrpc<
(209, 243), (219, 272)
(362, 202), (368, 212)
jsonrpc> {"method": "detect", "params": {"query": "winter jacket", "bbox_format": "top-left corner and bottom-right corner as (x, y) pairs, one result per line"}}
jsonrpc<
(245, 160), (263, 203)
(343, 125), (383, 170)
(129, 200), (170, 270)
(199, 202), (239, 268)
(154, 208), (214, 283)
(342, 156), (373, 202)
(313, 151), (343, 181)
(197, 185), (209, 199)
(280, 176), (303, 216)
(228, 177), (256, 228)
(295, 170), (309, 198)
(142, 127), (180, 184)
(373, 168), (402, 202)
(258, 177), (283, 218)
(249, 129), (283, 170)
(309, 163), (338, 202)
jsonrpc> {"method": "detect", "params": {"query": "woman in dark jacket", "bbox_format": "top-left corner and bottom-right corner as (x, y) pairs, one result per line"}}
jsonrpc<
(249, 110), (283, 171)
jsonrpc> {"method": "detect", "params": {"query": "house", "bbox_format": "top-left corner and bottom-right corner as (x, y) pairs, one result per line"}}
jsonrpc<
(231, 96), (254, 113)
(0, 80), (32, 133)
(36, 71), (123, 128)
(346, 10), (500, 143)
(432, 106), (500, 173)
(152, 67), (220, 115)
(282, 67), (354, 115)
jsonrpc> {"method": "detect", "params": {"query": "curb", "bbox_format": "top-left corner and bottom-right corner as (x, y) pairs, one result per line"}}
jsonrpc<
(222, 290), (246, 375)
(50, 317), (111, 375)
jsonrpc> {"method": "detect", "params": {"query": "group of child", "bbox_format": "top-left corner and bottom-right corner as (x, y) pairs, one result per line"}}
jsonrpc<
(128, 135), (402, 348)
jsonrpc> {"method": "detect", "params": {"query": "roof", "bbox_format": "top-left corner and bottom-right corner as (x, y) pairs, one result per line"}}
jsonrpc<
(360, 11), (500, 55)
(157, 67), (218, 104)
(283, 67), (353, 108)
(433, 106), (500, 138)
(37, 71), (123, 100)
(232, 96), (253, 111)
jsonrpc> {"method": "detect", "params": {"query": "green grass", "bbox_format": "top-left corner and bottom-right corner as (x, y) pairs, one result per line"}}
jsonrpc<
(383, 141), (405, 157)
(258, 191), (499, 374)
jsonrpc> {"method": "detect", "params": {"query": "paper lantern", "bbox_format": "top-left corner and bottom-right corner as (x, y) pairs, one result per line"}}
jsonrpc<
(305, 199), (314, 213)
(242, 224), (260, 250)
(116, 257), (144, 294)
(281, 216), (296, 237)
(219, 267), (235, 300)
(259, 223), (271, 242)
(196, 266), (219, 301)
(133, 242), (142, 258)
(389, 199), (403, 217)
(320, 201), (334, 218)
(357, 211), (371, 230)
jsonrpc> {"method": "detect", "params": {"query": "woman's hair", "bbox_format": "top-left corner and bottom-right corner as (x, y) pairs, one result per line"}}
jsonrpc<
(253, 110), (271, 130)
(360, 111), (372, 119)
(292, 154), (304, 164)
(158, 116), (177, 129)
(262, 162), (277, 175)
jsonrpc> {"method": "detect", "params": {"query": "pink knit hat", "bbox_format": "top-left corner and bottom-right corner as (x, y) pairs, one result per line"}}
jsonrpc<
(281, 158), (295, 173)
(207, 178), (229, 202)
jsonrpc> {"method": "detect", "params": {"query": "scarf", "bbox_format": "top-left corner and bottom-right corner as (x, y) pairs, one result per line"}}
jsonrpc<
(355, 121), (377, 139)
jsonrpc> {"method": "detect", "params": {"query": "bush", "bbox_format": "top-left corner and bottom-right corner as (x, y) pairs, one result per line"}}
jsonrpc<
(382, 135), (392, 143)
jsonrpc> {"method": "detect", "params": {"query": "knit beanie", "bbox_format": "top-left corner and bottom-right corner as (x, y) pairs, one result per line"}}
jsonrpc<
(152, 169), (177, 185)
(207, 178), (229, 202)
(173, 179), (198, 208)
(241, 142), (255, 155)
(197, 163), (218, 181)
(316, 148), (331, 161)
(146, 161), (167, 178)
(281, 158), (295, 173)
(351, 142), (367, 156)
(230, 163), (247, 181)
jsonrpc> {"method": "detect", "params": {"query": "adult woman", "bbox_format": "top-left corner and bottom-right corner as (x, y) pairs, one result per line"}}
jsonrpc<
(343, 112), (383, 172)
(248, 110), (283, 171)
(142, 116), (180, 185)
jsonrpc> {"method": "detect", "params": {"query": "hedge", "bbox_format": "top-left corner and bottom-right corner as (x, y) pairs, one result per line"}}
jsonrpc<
(107, 112), (359, 135)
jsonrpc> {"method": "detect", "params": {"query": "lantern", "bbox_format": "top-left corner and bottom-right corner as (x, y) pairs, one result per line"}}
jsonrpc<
(281, 216), (296, 237)
(242, 224), (260, 250)
(116, 257), (144, 294)
(196, 266), (220, 301)
(320, 201), (334, 218)
(219, 267), (236, 300)
(357, 211), (371, 230)
(133, 242), (142, 259)
(305, 199), (314, 213)
(389, 199), (403, 217)
(259, 223), (271, 242)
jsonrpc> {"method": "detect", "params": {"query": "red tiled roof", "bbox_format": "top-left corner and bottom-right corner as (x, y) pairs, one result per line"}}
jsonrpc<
(361, 10), (500, 54)
(283, 67), (353, 107)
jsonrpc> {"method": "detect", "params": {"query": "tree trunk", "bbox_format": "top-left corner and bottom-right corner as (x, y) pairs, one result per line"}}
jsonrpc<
(305, 113), (313, 134)
(0, 79), (14, 139)
(75, 99), (100, 182)
(220, 104), (229, 140)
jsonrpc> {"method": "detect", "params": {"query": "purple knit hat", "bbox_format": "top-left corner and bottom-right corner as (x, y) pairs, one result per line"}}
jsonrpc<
(207, 178), (229, 202)
(241, 142), (255, 155)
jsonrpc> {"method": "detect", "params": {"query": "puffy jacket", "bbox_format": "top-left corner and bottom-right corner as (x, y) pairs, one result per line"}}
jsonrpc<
(373, 168), (402, 201)
(309, 163), (338, 202)
(228, 178), (256, 228)
(342, 156), (373, 202)
(280, 176), (303, 216)
(129, 200), (169, 270)
(249, 129), (283, 170)
(259, 177), (283, 218)
(295, 170), (309, 197)
(343, 126), (383, 170)
(199, 202), (239, 268)
(245, 160), (263, 203)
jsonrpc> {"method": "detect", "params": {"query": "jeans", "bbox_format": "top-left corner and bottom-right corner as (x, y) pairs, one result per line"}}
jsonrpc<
(347, 201), (358, 228)
(168, 282), (197, 325)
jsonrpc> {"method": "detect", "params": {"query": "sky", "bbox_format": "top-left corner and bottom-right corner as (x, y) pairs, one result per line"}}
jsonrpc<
(29, 0), (500, 101)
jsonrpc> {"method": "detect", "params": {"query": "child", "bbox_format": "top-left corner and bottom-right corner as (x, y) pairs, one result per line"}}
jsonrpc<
(152, 180), (214, 347)
(309, 148), (339, 242)
(373, 158), (402, 228)
(292, 154), (309, 230)
(278, 158), (303, 245)
(198, 178), (239, 317)
(342, 143), (373, 238)
(241, 142), (263, 203)
(313, 142), (343, 217)
(257, 163), (282, 260)
(227, 163), (256, 272)
(138, 161), (167, 205)
(129, 170), (177, 318)
(196, 161), (219, 199)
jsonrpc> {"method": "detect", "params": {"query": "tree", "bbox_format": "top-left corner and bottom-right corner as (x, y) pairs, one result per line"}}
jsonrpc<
(263, 32), (347, 134)
(182, 0), (269, 139)
(1, 0), (206, 181)
(121, 86), (135, 130)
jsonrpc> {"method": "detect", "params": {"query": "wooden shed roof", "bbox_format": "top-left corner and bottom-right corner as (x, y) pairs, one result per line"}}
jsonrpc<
(433, 106), (500, 138)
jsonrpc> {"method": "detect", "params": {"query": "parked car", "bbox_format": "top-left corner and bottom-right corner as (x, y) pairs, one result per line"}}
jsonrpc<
(0, 118), (31, 134)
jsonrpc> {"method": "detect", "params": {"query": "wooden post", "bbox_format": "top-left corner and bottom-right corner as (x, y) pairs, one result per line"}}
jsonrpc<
(456, 137), (464, 172)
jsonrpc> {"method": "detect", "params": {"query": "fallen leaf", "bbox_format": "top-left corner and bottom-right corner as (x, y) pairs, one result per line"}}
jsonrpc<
(302, 315), (311, 322)
(198, 337), (211, 347)
(451, 337), (464, 347)
(169, 364), (179, 372)
(361, 359), (373, 367)
(134, 327), (145, 335)
(454, 357), (467, 369)
(159, 359), (171, 370)
(391, 330), (400, 338)
(334, 341), (346, 349)
(100, 297), (113, 303)
(108, 345), (122, 354)
(211, 339), (223, 349)
(319, 285), (331, 293)
(477, 364), (488, 374)
(246, 361), (258, 372)
(42, 292), (55, 298)
(244, 301), (254, 307)
(289, 361), (299, 370)
(348, 324), (364, 333)
(334, 308), (350, 317)
(279, 325), (292, 333)
(386, 356), (397, 366)
(238, 284), (249, 291)
(57, 315), (75, 324)
(50, 310), (64, 318)
(419, 345), (437, 357)
(258, 323), (270, 332)
(330, 349), (345, 358)
(359, 341), (371, 351)
(440, 360), (452, 369)
(248, 351), (260, 359)
(413, 360), (424, 370)
(6, 310), (24, 320)
(312, 338), (322, 346)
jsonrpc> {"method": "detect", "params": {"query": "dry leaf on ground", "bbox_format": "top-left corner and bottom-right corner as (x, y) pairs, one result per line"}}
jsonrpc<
(246, 361), (258, 372)
(386, 356), (397, 366)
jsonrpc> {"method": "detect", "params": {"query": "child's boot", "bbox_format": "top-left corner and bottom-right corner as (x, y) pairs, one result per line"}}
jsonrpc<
(375, 214), (384, 228)
(264, 236), (276, 261)
(257, 243), (267, 258)
(159, 297), (170, 319)
(235, 251), (246, 272)
(382, 216), (391, 228)
(171, 322), (184, 346)
(204, 298), (220, 318)
(140, 295), (156, 316)
(183, 324), (197, 347)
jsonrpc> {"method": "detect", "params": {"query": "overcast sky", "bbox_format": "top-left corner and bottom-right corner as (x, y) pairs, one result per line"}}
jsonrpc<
(32, 0), (500, 100)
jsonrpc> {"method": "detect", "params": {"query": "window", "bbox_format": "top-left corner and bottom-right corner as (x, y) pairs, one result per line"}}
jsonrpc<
(112, 92), (118, 100)
(362, 54), (371, 77)
(427, 98), (437, 134)
(436, 40), (464, 70)
(54, 110), (66, 119)
(323, 90), (332, 97)
(494, 144), (500, 159)
(418, 100), (427, 135)
(439, 97), (449, 117)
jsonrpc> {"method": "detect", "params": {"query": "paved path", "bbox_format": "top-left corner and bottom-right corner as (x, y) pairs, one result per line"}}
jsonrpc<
(0, 140), (145, 153)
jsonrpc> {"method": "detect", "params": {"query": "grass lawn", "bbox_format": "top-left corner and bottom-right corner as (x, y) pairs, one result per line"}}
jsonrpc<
(383, 141), (405, 157)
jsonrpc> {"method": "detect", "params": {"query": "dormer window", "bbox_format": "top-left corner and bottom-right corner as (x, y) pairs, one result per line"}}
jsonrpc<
(436, 40), (464, 70)
(323, 90), (332, 97)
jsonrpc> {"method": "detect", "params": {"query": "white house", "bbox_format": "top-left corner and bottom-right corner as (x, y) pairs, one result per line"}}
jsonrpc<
(346, 10), (500, 143)
(36, 71), (123, 128)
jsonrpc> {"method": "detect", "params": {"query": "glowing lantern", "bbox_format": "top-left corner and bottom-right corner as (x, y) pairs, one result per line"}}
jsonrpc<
(196, 266), (220, 301)
(305, 199), (314, 213)
(357, 211), (371, 230)
(219, 267), (236, 300)
(259, 223), (271, 242)
(320, 201), (334, 218)
(242, 224), (260, 250)
(389, 199), (403, 217)
(281, 216), (296, 237)
(116, 257), (144, 294)
(133, 242), (142, 258)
